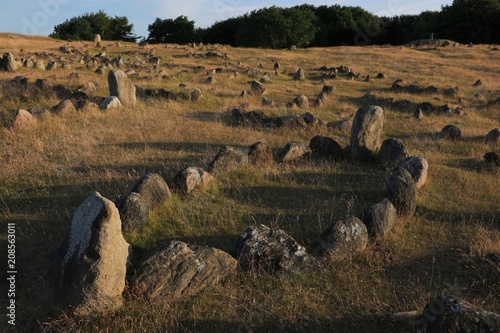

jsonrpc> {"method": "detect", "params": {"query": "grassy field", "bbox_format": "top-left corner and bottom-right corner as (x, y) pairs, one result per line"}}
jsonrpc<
(0, 33), (499, 332)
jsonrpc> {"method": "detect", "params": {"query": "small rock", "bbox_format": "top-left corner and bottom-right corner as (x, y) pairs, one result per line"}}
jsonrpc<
(362, 198), (398, 239)
(208, 146), (249, 174)
(485, 128), (500, 143)
(130, 173), (172, 210)
(314, 215), (368, 259)
(293, 68), (305, 81)
(9, 109), (36, 130)
(52, 99), (76, 115)
(398, 156), (429, 189)
(440, 125), (462, 140)
(309, 135), (342, 159)
(100, 96), (122, 110)
(172, 167), (213, 194)
(248, 142), (273, 165)
(277, 141), (311, 163)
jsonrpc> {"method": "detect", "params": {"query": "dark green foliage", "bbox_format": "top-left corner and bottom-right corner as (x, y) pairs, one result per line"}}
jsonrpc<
(312, 5), (382, 46)
(234, 6), (317, 48)
(50, 10), (137, 42)
(146, 16), (197, 44)
(196, 1), (500, 47)
(436, 0), (500, 43)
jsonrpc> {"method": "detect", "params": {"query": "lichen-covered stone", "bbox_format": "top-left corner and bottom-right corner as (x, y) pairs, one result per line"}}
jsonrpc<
(378, 138), (410, 169)
(350, 106), (384, 160)
(416, 295), (500, 333)
(208, 146), (249, 174)
(387, 167), (417, 216)
(172, 167), (214, 194)
(133, 240), (237, 300)
(314, 215), (368, 259)
(236, 225), (317, 274)
(46, 192), (130, 316)
(277, 141), (311, 163)
(399, 156), (429, 189)
(362, 198), (397, 239)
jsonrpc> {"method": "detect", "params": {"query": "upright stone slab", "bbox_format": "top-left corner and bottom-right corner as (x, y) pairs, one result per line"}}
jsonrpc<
(46, 192), (130, 316)
(9, 109), (36, 130)
(350, 106), (384, 160)
(1, 53), (18, 72)
(108, 70), (136, 107)
(387, 167), (417, 216)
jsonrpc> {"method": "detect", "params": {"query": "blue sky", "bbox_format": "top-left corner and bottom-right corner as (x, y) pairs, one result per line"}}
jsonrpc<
(1, 0), (452, 39)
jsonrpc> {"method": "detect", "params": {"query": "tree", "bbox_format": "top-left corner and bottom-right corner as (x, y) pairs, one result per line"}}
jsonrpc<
(235, 6), (317, 48)
(50, 10), (137, 42)
(146, 16), (197, 44)
(437, 0), (500, 43)
(312, 5), (381, 46)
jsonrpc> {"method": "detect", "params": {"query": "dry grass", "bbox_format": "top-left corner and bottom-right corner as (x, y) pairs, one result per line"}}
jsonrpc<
(0, 34), (499, 332)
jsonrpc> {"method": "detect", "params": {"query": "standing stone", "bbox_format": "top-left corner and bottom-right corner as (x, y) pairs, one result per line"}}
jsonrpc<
(1, 53), (18, 71)
(78, 82), (97, 95)
(52, 99), (76, 115)
(440, 125), (461, 139)
(485, 128), (500, 143)
(387, 167), (417, 216)
(191, 87), (203, 101)
(293, 68), (305, 81)
(398, 156), (429, 189)
(115, 192), (149, 233)
(250, 80), (266, 95)
(46, 192), (130, 316)
(100, 96), (122, 110)
(9, 109), (36, 130)
(236, 225), (317, 274)
(172, 167), (214, 194)
(314, 215), (368, 259)
(378, 138), (410, 169)
(133, 240), (237, 300)
(417, 296), (500, 333)
(94, 34), (101, 45)
(309, 135), (342, 159)
(208, 146), (249, 174)
(130, 173), (172, 210)
(108, 70), (137, 107)
(248, 142), (273, 165)
(362, 198), (398, 240)
(350, 106), (385, 160)
(293, 95), (309, 108)
(277, 141), (311, 163)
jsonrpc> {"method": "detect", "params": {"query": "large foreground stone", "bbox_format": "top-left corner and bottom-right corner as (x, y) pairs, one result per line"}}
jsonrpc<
(108, 70), (136, 106)
(236, 225), (317, 274)
(388, 167), (417, 216)
(133, 240), (237, 300)
(46, 192), (130, 316)
(416, 295), (500, 332)
(350, 106), (384, 160)
(314, 215), (368, 259)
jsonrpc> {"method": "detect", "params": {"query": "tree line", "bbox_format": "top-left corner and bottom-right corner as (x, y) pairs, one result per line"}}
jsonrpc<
(50, 0), (500, 47)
